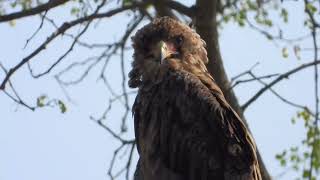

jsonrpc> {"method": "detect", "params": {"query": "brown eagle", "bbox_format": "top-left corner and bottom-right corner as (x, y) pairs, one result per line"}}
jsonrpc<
(129, 17), (261, 180)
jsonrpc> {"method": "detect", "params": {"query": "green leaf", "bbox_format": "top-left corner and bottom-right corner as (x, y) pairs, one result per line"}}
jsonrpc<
(294, 45), (301, 60)
(291, 117), (296, 124)
(37, 95), (47, 107)
(306, 3), (317, 14)
(282, 47), (289, 58)
(21, 0), (32, 10)
(299, 110), (311, 121)
(247, 1), (258, 10)
(275, 150), (287, 164)
(303, 169), (310, 178)
(264, 19), (273, 27)
(235, 13), (246, 27)
(123, 0), (133, 6)
(10, 2), (17, 8)
(313, 139), (320, 165)
(8, 20), (16, 27)
(292, 164), (299, 171)
(239, 10), (247, 19)
(280, 159), (286, 166)
(238, 20), (245, 27)
(71, 7), (80, 15)
(58, 100), (67, 113)
(276, 154), (282, 160)
(223, 15), (230, 23)
(265, 34), (273, 40)
(280, 8), (288, 23)
(290, 146), (298, 152)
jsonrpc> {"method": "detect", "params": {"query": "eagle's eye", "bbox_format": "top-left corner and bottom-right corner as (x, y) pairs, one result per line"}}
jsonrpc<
(175, 36), (183, 46)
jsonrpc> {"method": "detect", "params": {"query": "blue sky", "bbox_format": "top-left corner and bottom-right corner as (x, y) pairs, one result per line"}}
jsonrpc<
(0, 1), (317, 180)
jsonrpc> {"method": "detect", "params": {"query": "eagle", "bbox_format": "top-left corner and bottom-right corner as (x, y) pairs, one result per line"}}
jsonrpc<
(129, 17), (261, 180)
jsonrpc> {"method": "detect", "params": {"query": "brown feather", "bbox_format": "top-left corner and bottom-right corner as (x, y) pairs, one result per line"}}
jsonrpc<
(130, 17), (261, 180)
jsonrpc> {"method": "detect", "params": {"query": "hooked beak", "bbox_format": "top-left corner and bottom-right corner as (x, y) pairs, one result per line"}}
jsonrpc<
(159, 41), (179, 63)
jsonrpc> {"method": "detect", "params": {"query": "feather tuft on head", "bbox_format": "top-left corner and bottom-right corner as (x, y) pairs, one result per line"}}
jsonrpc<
(129, 17), (208, 88)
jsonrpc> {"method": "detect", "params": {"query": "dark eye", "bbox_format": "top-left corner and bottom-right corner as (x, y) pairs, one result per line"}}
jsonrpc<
(175, 36), (183, 46)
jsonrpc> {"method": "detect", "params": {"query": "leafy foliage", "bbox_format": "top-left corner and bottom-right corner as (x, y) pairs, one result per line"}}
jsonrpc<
(219, 0), (277, 28)
(36, 95), (67, 113)
(277, 109), (320, 179)
(69, 0), (101, 17)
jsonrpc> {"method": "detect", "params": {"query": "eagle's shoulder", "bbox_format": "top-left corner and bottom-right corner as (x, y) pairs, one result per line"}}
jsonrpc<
(134, 68), (261, 180)
(162, 69), (260, 178)
(161, 69), (225, 109)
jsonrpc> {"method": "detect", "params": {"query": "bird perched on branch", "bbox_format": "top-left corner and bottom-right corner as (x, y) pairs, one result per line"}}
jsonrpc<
(129, 17), (261, 180)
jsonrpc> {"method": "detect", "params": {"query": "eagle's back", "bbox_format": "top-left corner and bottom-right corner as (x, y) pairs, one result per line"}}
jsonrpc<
(133, 69), (260, 180)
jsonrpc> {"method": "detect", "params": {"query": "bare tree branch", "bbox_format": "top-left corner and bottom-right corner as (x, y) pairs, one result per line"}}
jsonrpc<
(0, 1), (148, 90)
(0, 62), (35, 111)
(245, 16), (311, 44)
(23, 10), (48, 49)
(56, 48), (113, 86)
(242, 59), (320, 111)
(164, 1), (194, 17)
(231, 73), (279, 89)
(0, 0), (70, 23)
(118, 14), (144, 132)
(28, 21), (92, 78)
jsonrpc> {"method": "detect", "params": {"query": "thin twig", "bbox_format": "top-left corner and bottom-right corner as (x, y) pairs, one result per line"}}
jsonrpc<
(0, 2), (148, 90)
(242, 59), (320, 111)
(0, 63), (35, 111)
(0, 0), (70, 23)
(23, 10), (48, 49)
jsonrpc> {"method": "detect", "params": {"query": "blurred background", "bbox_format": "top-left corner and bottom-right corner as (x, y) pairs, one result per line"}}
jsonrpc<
(0, 0), (319, 180)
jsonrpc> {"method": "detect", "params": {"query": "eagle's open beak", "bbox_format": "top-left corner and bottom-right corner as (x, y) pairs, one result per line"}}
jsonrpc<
(160, 41), (178, 63)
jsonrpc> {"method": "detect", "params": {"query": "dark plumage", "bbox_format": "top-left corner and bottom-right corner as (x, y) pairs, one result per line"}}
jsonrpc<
(129, 17), (261, 180)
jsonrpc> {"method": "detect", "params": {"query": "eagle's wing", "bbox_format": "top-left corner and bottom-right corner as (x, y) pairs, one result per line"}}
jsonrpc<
(133, 70), (260, 180)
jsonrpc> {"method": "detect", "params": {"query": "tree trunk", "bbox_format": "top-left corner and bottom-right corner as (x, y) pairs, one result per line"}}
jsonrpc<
(194, 0), (271, 179)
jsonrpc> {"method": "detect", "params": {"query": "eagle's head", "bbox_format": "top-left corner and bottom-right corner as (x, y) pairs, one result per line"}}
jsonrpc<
(129, 17), (209, 88)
